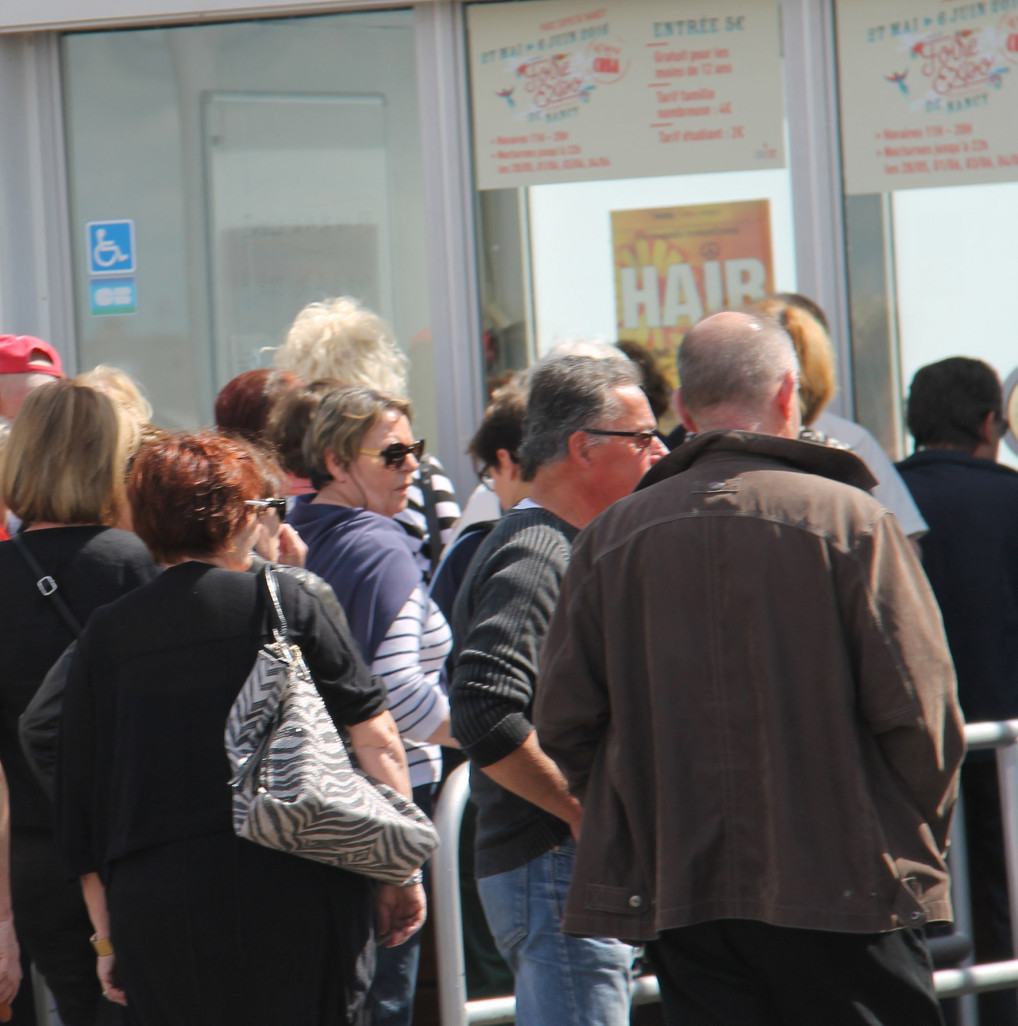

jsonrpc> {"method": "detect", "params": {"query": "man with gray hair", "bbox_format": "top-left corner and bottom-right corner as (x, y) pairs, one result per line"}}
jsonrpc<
(450, 352), (667, 1025)
(535, 311), (964, 1025)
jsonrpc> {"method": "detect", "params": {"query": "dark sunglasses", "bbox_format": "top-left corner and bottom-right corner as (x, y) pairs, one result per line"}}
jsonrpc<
(582, 427), (657, 452)
(245, 497), (288, 516)
(360, 439), (425, 470)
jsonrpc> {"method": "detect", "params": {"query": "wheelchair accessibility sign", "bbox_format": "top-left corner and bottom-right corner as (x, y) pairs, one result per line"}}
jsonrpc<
(87, 220), (135, 275)
(90, 278), (136, 316)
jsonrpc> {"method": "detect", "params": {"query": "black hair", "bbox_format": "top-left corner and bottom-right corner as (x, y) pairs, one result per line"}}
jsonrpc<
(906, 357), (1002, 452)
(468, 382), (527, 472)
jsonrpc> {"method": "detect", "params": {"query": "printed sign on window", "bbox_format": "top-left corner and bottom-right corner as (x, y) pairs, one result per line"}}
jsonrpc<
(468, 0), (785, 189)
(837, 1), (1018, 193)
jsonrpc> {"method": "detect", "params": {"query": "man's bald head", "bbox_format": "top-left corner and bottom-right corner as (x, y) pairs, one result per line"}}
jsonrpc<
(677, 311), (800, 437)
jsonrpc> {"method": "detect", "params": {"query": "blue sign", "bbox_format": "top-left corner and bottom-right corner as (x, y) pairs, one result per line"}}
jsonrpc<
(90, 277), (137, 316)
(87, 219), (135, 276)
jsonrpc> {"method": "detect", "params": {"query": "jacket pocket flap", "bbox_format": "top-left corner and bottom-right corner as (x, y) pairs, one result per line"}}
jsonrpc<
(583, 884), (650, 914)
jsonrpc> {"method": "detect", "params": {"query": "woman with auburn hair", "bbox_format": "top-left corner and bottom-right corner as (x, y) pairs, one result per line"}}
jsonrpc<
(214, 368), (301, 446)
(0, 379), (158, 1026)
(290, 386), (456, 1026)
(56, 432), (421, 1026)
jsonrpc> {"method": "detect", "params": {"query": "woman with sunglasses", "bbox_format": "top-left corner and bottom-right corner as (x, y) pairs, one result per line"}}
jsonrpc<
(289, 385), (456, 1026)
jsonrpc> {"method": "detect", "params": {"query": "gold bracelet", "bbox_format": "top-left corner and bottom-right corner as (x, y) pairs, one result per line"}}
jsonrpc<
(90, 934), (114, 957)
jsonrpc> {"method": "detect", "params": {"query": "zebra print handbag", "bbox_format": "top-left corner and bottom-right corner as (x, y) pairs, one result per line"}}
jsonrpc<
(225, 564), (439, 885)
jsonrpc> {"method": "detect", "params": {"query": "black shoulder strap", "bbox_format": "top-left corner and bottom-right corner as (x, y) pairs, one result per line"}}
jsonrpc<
(418, 460), (442, 579)
(259, 562), (289, 645)
(11, 533), (83, 637)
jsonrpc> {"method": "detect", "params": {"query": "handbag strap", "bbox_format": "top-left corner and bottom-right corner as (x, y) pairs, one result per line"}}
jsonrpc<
(259, 563), (289, 647)
(11, 533), (83, 637)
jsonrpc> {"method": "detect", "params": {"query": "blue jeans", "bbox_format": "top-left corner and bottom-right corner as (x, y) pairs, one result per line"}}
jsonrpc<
(477, 840), (634, 1026)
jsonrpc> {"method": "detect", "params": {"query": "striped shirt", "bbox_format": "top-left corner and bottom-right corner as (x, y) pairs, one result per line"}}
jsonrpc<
(371, 584), (452, 787)
(289, 497), (453, 788)
(396, 456), (461, 580)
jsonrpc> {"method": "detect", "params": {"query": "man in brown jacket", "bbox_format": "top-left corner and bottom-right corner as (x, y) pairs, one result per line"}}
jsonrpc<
(534, 311), (965, 1025)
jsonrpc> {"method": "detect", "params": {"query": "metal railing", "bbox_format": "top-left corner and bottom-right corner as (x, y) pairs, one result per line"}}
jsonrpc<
(431, 721), (1018, 1026)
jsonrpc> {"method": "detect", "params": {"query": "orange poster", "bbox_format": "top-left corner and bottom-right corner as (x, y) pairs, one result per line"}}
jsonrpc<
(612, 199), (773, 386)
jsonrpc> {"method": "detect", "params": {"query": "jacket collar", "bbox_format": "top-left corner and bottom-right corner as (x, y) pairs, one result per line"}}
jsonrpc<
(897, 448), (1018, 479)
(636, 430), (877, 493)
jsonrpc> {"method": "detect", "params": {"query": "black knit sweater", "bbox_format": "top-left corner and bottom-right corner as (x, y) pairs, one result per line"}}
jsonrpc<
(449, 505), (577, 878)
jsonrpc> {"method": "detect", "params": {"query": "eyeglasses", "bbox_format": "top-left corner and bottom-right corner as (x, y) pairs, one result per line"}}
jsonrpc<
(360, 439), (425, 470)
(245, 497), (287, 516)
(581, 428), (657, 452)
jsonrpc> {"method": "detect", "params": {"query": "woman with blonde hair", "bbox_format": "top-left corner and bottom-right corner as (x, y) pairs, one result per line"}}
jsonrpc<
(752, 293), (927, 540)
(76, 365), (154, 459)
(0, 380), (158, 1026)
(752, 296), (838, 427)
(275, 298), (460, 578)
(275, 298), (407, 397)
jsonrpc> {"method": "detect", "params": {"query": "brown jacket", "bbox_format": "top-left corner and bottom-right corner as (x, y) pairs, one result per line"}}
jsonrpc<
(534, 431), (965, 943)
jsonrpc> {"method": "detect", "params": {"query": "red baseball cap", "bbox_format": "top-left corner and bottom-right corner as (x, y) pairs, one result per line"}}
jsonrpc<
(0, 335), (63, 378)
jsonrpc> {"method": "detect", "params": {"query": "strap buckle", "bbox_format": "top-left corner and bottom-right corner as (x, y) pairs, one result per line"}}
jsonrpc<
(36, 576), (58, 597)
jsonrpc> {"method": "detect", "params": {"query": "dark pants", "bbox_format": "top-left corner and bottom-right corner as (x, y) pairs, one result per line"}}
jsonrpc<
(9, 828), (125, 1026)
(108, 832), (373, 1026)
(366, 784), (435, 1026)
(647, 920), (944, 1026)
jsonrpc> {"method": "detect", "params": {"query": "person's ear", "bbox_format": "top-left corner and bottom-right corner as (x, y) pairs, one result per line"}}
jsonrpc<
(980, 410), (1001, 447)
(775, 371), (799, 424)
(323, 450), (347, 481)
(495, 448), (520, 480)
(567, 429), (594, 466)
(676, 389), (698, 432)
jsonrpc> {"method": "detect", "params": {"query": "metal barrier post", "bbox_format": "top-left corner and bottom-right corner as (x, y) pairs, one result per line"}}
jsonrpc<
(997, 727), (1018, 1022)
(997, 733), (1018, 970)
(946, 791), (978, 1026)
(432, 763), (472, 1026)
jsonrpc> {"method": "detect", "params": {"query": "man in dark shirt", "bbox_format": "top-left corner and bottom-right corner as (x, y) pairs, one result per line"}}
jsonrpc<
(897, 356), (1018, 1025)
(450, 351), (666, 1025)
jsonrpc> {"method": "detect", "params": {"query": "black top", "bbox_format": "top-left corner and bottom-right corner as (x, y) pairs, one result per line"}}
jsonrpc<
(428, 520), (495, 625)
(57, 561), (386, 877)
(897, 449), (1018, 724)
(0, 526), (158, 830)
(450, 506), (577, 878)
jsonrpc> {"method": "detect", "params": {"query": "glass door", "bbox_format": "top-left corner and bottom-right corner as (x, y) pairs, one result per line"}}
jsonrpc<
(62, 11), (438, 448)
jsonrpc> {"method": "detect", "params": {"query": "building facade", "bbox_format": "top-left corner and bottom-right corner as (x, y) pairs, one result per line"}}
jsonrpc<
(1, 0), (1017, 491)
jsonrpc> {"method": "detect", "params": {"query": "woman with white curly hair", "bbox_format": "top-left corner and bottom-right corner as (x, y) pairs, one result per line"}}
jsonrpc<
(275, 299), (460, 578)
